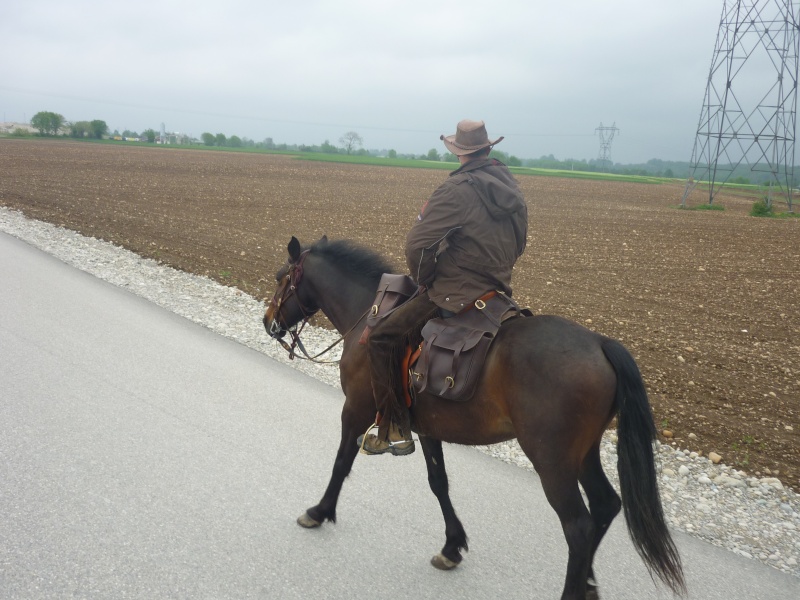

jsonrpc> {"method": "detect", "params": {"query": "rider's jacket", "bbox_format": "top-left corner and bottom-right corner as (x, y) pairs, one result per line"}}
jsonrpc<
(405, 158), (528, 313)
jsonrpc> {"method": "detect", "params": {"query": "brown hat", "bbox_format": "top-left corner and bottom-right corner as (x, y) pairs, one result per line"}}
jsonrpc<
(440, 119), (504, 156)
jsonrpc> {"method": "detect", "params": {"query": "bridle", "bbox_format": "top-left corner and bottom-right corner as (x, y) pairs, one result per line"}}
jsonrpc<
(266, 250), (367, 364)
(266, 249), (321, 359)
(268, 250), (315, 329)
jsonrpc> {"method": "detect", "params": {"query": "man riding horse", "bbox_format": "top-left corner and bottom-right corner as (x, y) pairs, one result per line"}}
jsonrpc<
(360, 119), (528, 455)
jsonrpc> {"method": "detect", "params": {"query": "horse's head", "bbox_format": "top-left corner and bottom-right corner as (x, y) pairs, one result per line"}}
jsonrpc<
(263, 236), (324, 340)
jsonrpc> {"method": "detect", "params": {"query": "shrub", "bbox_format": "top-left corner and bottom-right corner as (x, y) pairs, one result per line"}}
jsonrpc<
(750, 200), (773, 217)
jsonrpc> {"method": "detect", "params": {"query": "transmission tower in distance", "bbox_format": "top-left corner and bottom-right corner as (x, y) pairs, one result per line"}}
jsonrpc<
(681, 0), (800, 211)
(596, 122), (619, 171)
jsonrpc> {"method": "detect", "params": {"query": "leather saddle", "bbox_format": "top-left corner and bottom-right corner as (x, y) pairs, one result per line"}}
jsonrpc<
(362, 273), (530, 403)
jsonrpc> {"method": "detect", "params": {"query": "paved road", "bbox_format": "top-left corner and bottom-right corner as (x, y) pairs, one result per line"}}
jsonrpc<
(1, 230), (798, 599)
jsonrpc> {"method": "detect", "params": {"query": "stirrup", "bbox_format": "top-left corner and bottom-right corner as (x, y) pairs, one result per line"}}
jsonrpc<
(358, 421), (379, 454)
(357, 421), (415, 455)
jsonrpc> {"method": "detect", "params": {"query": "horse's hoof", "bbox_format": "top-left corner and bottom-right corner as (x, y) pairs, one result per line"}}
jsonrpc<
(430, 553), (459, 570)
(297, 512), (322, 528)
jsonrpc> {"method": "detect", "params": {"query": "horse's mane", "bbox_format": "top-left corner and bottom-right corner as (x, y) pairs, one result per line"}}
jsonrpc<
(309, 238), (396, 283)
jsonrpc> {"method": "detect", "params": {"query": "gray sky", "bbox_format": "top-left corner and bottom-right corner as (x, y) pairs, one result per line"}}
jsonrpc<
(1, 0), (724, 164)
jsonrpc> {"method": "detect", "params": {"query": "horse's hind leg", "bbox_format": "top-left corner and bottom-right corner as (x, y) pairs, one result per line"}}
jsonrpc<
(529, 455), (595, 600)
(578, 444), (622, 600)
(419, 436), (469, 570)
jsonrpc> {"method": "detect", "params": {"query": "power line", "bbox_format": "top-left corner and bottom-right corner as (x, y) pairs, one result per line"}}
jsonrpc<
(0, 85), (597, 139)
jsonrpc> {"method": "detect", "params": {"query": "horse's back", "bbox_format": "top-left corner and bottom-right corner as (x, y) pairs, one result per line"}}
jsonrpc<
(493, 315), (610, 371)
(486, 314), (619, 445)
(413, 314), (620, 448)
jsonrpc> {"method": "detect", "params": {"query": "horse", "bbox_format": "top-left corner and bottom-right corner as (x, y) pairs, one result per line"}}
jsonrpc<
(263, 235), (685, 600)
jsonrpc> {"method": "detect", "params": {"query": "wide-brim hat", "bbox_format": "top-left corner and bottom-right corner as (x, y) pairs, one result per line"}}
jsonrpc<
(440, 119), (504, 156)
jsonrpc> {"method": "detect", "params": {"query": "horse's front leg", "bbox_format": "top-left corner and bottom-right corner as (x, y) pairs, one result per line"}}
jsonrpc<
(419, 436), (469, 570)
(297, 411), (369, 528)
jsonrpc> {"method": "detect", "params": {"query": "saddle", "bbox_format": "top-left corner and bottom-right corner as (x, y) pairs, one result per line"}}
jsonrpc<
(363, 274), (530, 403)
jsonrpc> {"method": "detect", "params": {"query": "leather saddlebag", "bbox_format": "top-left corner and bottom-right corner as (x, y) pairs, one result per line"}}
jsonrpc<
(412, 318), (494, 401)
(359, 273), (419, 344)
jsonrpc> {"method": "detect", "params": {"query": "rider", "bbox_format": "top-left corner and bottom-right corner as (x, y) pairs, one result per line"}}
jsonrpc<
(360, 119), (528, 455)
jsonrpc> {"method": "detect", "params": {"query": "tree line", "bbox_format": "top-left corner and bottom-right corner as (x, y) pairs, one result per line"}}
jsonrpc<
(21, 113), (788, 182)
(28, 111), (110, 139)
(23, 111), (164, 142)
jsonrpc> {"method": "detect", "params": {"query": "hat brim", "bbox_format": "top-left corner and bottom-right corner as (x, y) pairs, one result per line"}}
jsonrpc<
(440, 134), (504, 156)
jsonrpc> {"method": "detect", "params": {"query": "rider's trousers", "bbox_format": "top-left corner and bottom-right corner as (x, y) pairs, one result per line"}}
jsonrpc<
(367, 290), (440, 439)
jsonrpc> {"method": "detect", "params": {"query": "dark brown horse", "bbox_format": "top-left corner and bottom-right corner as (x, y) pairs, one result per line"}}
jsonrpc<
(264, 236), (685, 600)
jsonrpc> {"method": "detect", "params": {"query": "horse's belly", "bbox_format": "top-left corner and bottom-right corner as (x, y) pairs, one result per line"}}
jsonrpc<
(413, 391), (515, 445)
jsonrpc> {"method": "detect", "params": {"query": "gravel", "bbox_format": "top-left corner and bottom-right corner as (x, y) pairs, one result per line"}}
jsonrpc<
(2, 206), (799, 578)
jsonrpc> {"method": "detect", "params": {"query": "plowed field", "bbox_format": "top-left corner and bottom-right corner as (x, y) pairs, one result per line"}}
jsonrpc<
(2, 139), (798, 489)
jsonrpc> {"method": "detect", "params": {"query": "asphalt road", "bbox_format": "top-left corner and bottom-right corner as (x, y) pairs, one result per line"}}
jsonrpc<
(1, 230), (798, 600)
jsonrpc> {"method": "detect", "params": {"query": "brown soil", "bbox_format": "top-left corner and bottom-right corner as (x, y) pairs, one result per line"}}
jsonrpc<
(2, 139), (798, 489)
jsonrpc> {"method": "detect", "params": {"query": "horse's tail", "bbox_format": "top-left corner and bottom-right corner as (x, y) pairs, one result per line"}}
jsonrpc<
(601, 338), (686, 597)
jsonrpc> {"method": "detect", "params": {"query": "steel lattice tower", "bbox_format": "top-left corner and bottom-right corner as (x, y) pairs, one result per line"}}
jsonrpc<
(596, 122), (619, 171)
(681, 1), (800, 210)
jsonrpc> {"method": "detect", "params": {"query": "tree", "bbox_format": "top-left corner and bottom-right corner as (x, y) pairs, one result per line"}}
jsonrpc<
(143, 129), (157, 143)
(388, 149), (397, 159)
(89, 120), (108, 139)
(215, 133), (227, 146)
(426, 148), (440, 161)
(201, 132), (215, 146)
(229, 135), (242, 148)
(30, 111), (65, 136)
(490, 149), (509, 163)
(339, 131), (363, 155)
(320, 139), (338, 154)
(68, 121), (92, 138)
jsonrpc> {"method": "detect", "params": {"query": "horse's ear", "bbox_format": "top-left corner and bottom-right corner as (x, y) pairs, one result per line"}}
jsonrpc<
(288, 237), (302, 262)
(319, 235), (328, 246)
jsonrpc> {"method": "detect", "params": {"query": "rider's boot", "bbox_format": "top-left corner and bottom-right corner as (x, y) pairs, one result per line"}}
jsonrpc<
(357, 420), (415, 456)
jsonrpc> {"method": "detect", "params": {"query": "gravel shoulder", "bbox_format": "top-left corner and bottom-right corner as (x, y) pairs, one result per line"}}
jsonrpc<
(2, 206), (798, 579)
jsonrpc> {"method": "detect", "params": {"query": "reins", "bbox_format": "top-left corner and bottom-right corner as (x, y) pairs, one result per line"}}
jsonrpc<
(278, 308), (370, 364)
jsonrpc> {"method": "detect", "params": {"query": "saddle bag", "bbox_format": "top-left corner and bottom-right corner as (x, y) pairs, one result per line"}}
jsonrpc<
(412, 320), (493, 401)
(359, 273), (419, 344)
(411, 292), (528, 402)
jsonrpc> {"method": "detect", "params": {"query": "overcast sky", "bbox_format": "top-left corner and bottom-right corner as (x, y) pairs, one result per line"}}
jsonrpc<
(1, 0), (725, 163)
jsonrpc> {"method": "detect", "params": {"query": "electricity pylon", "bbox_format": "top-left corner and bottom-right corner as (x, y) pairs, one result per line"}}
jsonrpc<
(681, 0), (800, 211)
(596, 122), (619, 172)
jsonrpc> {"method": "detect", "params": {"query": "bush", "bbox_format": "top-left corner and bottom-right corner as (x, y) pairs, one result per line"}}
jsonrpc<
(750, 200), (773, 217)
